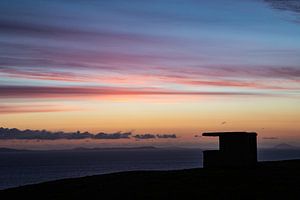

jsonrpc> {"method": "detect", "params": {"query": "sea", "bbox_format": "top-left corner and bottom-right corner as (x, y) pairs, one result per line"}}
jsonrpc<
(0, 148), (300, 190)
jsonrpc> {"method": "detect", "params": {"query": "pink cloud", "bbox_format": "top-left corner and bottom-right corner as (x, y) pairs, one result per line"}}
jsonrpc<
(1, 66), (299, 91)
(0, 85), (262, 99)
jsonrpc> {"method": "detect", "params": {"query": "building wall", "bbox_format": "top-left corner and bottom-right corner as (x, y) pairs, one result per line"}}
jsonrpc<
(203, 134), (257, 168)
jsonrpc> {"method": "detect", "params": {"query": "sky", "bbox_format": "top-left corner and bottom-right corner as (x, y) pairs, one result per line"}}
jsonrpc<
(0, 0), (300, 149)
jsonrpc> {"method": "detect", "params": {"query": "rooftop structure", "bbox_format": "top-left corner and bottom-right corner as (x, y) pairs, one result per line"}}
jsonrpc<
(202, 131), (257, 168)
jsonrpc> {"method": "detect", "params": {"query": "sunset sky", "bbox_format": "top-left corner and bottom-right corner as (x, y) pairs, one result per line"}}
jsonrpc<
(0, 0), (300, 149)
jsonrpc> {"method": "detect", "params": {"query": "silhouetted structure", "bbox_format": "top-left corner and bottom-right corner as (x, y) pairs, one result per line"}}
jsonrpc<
(202, 132), (257, 168)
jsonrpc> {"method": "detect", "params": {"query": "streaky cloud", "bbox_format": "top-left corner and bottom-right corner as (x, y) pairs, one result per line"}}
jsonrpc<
(0, 104), (75, 114)
(0, 19), (172, 44)
(264, 0), (300, 15)
(0, 85), (264, 99)
(262, 137), (279, 140)
(1, 65), (299, 91)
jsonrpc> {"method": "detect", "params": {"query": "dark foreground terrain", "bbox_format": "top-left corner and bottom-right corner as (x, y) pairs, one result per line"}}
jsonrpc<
(1, 159), (300, 199)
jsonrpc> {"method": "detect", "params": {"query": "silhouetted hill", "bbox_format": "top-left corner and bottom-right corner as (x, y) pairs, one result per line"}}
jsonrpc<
(1, 159), (299, 199)
(0, 146), (158, 152)
(273, 143), (299, 149)
(71, 146), (157, 151)
(0, 148), (31, 152)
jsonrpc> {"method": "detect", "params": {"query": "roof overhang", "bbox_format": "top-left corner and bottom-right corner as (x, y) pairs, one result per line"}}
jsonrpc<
(202, 132), (257, 137)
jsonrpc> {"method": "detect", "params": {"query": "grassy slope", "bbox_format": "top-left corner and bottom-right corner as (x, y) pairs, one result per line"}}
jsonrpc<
(1, 160), (300, 199)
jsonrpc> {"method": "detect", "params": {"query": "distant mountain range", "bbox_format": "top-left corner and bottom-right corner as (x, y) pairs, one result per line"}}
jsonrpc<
(71, 146), (157, 151)
(0, 146), (158, 152)
(273, 143), (299, 150)
(0, 144), (299, 152)
(0, 148), (31, 152)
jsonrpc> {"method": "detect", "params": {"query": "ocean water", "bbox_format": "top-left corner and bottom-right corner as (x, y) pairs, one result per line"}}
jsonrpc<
(0, 148), (299, 190)
(0, 148), (202, 190)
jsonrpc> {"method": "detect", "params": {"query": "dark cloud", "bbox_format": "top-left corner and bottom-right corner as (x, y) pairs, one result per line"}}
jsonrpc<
(133, 134), (177, 139)
(0, 127), (90, 140)
(264, 0), (300, 15)
(262, 137), (279, 140)
(0, 19), (171, 44)
(156, 134), (177, 139)
(93, 132), (131, 139)
(0, 127), (178, 140)
(0, 127), (131, 140)
(133, 134), (156, 140)
(204, 66), (300, 79)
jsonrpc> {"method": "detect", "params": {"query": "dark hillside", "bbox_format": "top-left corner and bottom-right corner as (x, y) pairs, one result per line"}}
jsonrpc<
(1, 160), (300, 199)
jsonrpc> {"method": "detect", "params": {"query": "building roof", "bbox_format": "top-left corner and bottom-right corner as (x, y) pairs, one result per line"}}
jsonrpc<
(202, 131), (257, 137)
